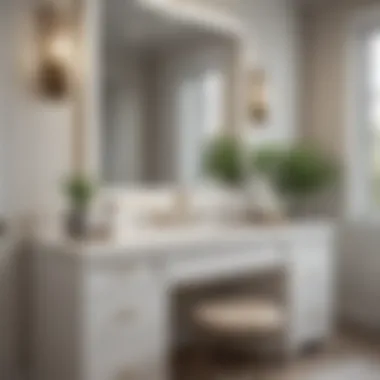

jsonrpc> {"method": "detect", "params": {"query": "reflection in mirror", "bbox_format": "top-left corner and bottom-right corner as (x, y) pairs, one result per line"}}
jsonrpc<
(101, 2), (230, 187)
(102, 49), (226, 187)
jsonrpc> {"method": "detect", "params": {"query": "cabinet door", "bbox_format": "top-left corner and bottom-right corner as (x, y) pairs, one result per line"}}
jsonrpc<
(85, 261), (168, 380)
(289, 240), (334, 349)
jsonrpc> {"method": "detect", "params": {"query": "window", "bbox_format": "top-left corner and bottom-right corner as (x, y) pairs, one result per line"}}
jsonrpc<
(368, 33), (380, 205)
(347, 16), (380, 219)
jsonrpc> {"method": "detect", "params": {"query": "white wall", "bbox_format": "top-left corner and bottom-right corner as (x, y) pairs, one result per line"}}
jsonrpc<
(0, 0), (102, 224)
(235, 0), (300, 146)
(0, 0), (71, 222)
(196, 0), (301, 146)
(0, 1), (12, 216)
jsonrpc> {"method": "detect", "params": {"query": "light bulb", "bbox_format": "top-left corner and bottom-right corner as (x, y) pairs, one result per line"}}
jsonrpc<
(48, 33), (72, 64)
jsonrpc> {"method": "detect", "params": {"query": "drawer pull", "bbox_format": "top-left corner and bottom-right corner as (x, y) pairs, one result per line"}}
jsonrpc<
(114, 308), (138, 324)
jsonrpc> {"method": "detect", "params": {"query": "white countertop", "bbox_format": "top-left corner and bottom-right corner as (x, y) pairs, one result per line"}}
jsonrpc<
(37, 220), (334, 263)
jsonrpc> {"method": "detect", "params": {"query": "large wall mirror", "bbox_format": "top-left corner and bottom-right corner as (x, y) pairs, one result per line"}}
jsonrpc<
(101, 0), (238, 188)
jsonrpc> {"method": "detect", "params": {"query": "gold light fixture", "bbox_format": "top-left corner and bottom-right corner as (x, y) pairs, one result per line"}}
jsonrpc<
(33, 2), (86, 172)
(248, 68), (269, 125)
(34, 3), (73, 99)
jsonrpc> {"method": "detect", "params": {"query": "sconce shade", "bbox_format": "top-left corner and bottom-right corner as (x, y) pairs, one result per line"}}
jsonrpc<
(34, 3), (72, 100)
(248, 68), (269, 125)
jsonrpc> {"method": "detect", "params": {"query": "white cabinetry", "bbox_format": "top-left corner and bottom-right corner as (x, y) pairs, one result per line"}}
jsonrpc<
(32, 253), (167, 380)
(289, 236), (334, 350)
(85, 262), (167, 380)
(32, 224), (334, 380)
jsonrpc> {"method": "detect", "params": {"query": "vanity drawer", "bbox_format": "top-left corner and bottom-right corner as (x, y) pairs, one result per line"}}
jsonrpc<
(87, 260), (161, 312)
(87, 317), (167, 380)
(87, 310), (167, 380)
(85, 262), (167, 380)
(167, 246), (283, 285)
(87, 260), (152, 299)
(86, 264), (163, 335)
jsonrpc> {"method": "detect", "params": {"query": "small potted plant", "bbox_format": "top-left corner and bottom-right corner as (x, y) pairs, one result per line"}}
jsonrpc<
(202, 134), (246, 221)
(64, 174), (96, 239)
(203, 134), (245, 188)
(252, 144), (339, 218)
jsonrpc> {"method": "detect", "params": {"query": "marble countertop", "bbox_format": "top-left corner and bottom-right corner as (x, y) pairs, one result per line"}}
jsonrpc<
(36, 220), (334, 263)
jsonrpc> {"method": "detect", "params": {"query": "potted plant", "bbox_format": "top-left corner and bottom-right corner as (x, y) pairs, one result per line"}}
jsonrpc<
(203, 134), (245, 187)
(252, 144), (339, 217)
(64, 174), (96, 239)
(202, 134), (246, 221)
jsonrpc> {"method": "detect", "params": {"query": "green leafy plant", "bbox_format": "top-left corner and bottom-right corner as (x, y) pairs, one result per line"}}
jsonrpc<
(252, 144), (339, 198)
(279, 146), (338, 196)
(252, 145), (288, 178)
(203, 134), (245, 186)
(64, 174), (96, 210)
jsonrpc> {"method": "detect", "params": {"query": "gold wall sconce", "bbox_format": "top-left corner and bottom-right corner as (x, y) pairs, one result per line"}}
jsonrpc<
(33, 3), (73, 100)
(247, 68), (269, 125)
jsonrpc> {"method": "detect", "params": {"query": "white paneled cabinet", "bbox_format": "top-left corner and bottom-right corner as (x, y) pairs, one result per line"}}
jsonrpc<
(289, 239), (334, 349)
(85, 262), (167, 380)
(32, 224), (334, 380)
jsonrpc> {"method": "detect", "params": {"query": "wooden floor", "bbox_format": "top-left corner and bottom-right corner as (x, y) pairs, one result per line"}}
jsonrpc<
(173, 334), (380, 380)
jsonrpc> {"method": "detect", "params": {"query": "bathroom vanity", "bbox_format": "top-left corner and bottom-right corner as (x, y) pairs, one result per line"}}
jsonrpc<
(31, 222), (335, 380)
